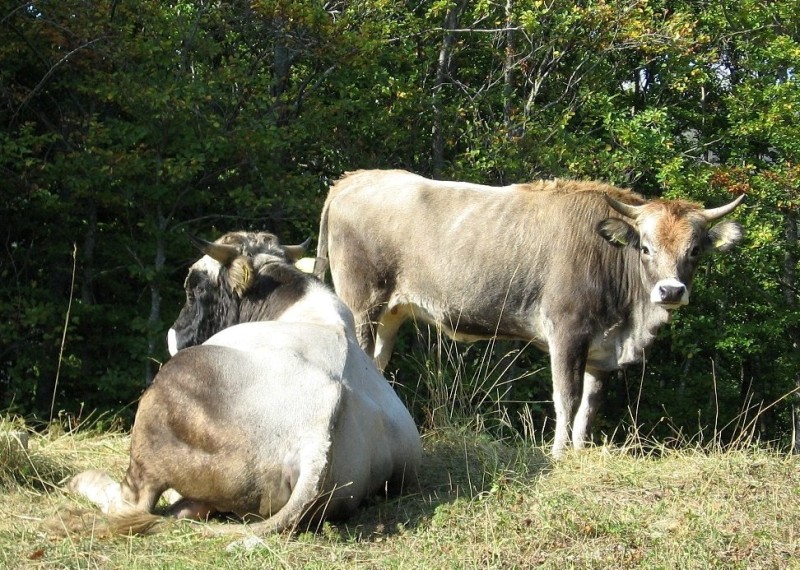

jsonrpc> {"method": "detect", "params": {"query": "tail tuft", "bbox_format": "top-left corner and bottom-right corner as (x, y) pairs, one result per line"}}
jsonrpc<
(108, 511), (166, 535)
(43, 508), (168, 537)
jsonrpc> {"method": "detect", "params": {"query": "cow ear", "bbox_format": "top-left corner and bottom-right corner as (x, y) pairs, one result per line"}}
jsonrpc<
(293, 257), (317, 274)
(707, 220), (744, 253)
(228, 257), (254, 296)
(597, 218), (639, 248)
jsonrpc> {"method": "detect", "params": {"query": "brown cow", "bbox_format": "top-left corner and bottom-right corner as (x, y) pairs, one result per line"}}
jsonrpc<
(317, 169), (744, 457)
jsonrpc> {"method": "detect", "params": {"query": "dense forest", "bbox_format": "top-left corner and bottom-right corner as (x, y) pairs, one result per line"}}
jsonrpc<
(1, 1), (798, 450)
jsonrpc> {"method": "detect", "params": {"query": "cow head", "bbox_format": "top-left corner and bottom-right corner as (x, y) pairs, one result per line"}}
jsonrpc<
(597, 193), (744, 309)
(167, 231), (309, 355)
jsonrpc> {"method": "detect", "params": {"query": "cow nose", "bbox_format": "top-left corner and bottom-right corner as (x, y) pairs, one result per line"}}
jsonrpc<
(659, 284), (685, 303)
(650, 278), (689, 306)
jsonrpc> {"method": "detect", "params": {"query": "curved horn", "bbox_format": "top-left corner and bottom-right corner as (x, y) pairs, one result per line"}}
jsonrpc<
(188, 234), (239, 266)
(700, 193), (744, 221)
(282, 237), (312, 262)
(604, 194), (644, 219)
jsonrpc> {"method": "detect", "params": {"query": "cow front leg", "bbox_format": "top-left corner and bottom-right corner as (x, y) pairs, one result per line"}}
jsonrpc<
(549, 337), (589, 458)
(572, 369), (607, 449)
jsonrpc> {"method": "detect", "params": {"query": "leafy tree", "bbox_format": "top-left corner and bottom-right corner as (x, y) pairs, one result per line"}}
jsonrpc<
(1, 0), (797, 449)
(1, 0), (350, 419)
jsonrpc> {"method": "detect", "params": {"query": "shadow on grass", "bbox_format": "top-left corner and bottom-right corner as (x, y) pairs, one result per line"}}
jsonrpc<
(319, 427), (552, 543)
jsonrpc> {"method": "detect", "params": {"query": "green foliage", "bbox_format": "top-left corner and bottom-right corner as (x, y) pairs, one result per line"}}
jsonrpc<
(1, 0), (797, 447)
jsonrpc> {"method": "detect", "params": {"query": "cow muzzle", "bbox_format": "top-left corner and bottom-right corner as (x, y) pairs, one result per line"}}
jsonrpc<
(651, 278), (689, 308)
(167, 328), (179, 356)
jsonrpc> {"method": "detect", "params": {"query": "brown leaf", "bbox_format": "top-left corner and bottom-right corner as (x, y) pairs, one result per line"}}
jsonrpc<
(28, 548), (45, 560)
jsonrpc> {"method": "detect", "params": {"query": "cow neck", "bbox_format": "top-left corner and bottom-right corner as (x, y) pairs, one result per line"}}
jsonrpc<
(618, 287), (672, 368)
(275, 283), (357, 334)
(239, 273), (354, 334)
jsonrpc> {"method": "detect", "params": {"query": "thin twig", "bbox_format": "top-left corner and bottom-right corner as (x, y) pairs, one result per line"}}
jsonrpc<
(11, 37), (105, 126)
(51, 243), (77, 422)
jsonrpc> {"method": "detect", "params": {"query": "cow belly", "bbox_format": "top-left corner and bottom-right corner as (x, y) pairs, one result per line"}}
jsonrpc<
(387, 294), (549, 346)
(389, 291), (657, 373)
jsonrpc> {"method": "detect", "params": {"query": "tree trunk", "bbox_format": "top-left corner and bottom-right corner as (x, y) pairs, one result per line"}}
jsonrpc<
(431, 0), (468, 177)
(783, 214), (799, 453)
(145, 205), (167, 385)
(271, 15), (293, 126)
(80, 201), (97, 304)
(503, 0), (515, 132)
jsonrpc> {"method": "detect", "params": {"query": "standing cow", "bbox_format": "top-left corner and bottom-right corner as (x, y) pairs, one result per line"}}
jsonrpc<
(66, 231), (421, 535)
(317, 169), (744, 457)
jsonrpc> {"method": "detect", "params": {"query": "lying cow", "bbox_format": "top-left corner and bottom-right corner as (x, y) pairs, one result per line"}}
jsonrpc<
(66, 231), (421, 535)
(317, 169), (744, 457)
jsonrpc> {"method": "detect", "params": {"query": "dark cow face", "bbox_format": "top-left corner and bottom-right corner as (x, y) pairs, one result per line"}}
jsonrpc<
(167, 232), (309, 355)
(598, 194), (744, 309)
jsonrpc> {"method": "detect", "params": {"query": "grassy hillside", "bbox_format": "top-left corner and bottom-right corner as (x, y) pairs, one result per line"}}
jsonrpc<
(1, 416), (798, 569)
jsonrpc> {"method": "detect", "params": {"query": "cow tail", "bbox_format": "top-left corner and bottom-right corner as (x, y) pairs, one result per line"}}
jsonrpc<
(43, 506), (167, 538)
(314, 192), (331, 281)
(49, 468), (164, 537)
(43, 508), (114, 538)
(108, 510), (167, 535)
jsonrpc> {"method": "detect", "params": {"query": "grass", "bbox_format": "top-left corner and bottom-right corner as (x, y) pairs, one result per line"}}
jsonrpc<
(2, 330), (797, 568)
(2, 413), (799, 570)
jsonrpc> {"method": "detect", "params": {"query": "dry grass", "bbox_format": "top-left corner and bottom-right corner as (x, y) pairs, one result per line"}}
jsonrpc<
(2, 414), (799, 570)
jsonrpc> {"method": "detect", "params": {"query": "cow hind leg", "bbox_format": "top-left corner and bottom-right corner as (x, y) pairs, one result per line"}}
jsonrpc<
(62, 466), (166, 536)
(331, 268), (393, 362)
(66, 469), (123, 514)
(335, 292), (384, 361)
(166, 497), (216, 520)
(204, 448), (330, 538)
(106, 460), (171, 535)
(374, 307), (407, 371)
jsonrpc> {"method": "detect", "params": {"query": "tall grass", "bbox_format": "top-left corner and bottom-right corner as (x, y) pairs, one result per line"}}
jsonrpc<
(397, 324), (799, 457)
(392, 324), (551, 446)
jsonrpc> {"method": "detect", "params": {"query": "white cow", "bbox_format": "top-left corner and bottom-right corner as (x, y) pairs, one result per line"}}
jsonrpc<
(67, 231), (421, 535)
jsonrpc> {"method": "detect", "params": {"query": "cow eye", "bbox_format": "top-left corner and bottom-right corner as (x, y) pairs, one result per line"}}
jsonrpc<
(690, 245), (700, 257)
(640, 246), (650, 256)
(186, 273), (206, 299)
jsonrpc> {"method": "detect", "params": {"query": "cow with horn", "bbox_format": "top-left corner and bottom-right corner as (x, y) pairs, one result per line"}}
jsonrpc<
(317, 170), (744, 457)
(65, 230), (421, 536)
